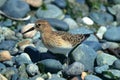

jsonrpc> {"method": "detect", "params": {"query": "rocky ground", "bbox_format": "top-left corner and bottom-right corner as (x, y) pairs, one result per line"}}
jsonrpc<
(0, 0), (120, 80)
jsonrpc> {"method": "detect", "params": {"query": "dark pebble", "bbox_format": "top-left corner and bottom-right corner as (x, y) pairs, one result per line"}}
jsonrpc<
(37, 59), (63, 73)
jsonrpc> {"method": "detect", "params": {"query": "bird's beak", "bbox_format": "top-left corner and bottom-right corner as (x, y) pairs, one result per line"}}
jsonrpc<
(22, 27), (35, 34)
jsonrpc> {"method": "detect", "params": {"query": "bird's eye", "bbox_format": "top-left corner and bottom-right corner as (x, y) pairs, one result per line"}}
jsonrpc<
(36, 24), (41, 28)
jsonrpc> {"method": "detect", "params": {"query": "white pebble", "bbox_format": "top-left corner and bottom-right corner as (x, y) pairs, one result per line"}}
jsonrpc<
(82, 17), (94, 25)
(96, 26), (107, 39)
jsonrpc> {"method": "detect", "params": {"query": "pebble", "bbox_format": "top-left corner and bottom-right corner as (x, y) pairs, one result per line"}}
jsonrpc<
(21, 23), (37, 38)
(1, 0), (30, 18)
(63, 62), (84, 76)
(1, 27), (16, 40)
(81, 72), (87, 80)
(95, 65), (109, 74)
(17, 39), (35, 51)
(2, 19), (12, 27)
(71, 76), (82, 80)
(43, 18), (69, 31)
(48, 74), (66, 80)
(34, 40), (48, 53)
(0, 0), (7, 8)
(69, 44), (97, 71)
(96, 51), (117, 66)
(36, 4), (64, 20)
(104, 27), (120, 42)
(108, 0), (120, 4)
(15, 53), (32, 66)
(113, 59), (120, 70)
(102, 41), (119, 49)
(24, 46), (41, 63)
(85, 75), (102, 80)
(96, 26), (107, 39)
(18, 64), (28, 79)
(0, 40), (17, 50)
(63, 17), (79, 29)
(0, 74), (8, 80)
(3, 60), (14, 67)
(69, 27), (93, 34)
(52, 0), (67, 8)
(0, 63), (6, 73)
(82, 17), (94, 25)
(3, 67), (18, 80)
(37, 59), (63, 73)
(89, 11), (113, 25)
(83, 36), (102, 51)
(0, 50), (12, 61)
(0, 34), (5, 43)
(26, 64), (39, 76)
(103, 69), (120, 79)
(29, 75), (44, 80)
(24, 0), (43, 7)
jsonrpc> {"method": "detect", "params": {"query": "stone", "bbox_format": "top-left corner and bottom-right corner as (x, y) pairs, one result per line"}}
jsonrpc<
(95, 65), (109, 74)
(43, 18), (69, 31)
(113, 59), (120, 70)
(63, 18), (79, 29)
(18, 64), (28, 79)
(21, 23), (37, 38)
(108, 0), (120, 4)
(82, 17), (94, 25)
(81, 72), (87, 80)
(37, 59), (63, 73)
(69, 44), (97, 71)
(0, 50), (12, 61)
(0, 34), (5, 43)
(34, 40), (48, 52)
(48, 74), (66, 80)
(29, 75), (44, 80)
(1, 0), (30, 18)
(15, 53), (32, 66)
(24, 46), (41, 63)
(24, 0), (43, 7)
(1, 27), (16, 40)
(63, 62), (84, 76)
(83, 40), (102, 51)
(103, 69), (120, 79)
(102, 42), (119, 49)
(3, 60), (14, 67)
(2, 19), (12, 27)
(71, 76), (82, 80)
(0, 74), (8, 80)
(104, 27), (120, 42)
(85, 75), (102, 80)
(52, 0), (67, 8)
(67, 1), (89, 19)
(0, 63), (6, 74)
(0, 40), (16, 50)
(17, 39), (35, 51)
(26, 64), (39, 76)
(36, 4), (64, 20)
(3, 67), (18, 80)
(0, 0), (7, 8)
(68, 27), (93, 34)
(89, 12), (113, 25)
(96, 26), (107, 39)
(96, 51), (117, 66)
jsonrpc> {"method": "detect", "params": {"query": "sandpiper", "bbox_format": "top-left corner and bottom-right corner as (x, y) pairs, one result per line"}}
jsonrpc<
(23, 20), (90, 56)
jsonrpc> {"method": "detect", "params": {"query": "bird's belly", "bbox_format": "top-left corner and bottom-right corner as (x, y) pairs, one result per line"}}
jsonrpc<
(48, 47), (72, 56)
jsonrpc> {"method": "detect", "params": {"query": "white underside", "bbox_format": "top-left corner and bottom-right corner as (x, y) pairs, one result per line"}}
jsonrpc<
(48, 47), (72, 56)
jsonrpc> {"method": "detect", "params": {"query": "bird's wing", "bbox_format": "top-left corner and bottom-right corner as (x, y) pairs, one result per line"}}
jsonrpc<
(53, 31), (90, 47)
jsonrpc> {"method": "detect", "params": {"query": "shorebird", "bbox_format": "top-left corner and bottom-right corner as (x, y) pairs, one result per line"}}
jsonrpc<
(23, 20), (90, 56)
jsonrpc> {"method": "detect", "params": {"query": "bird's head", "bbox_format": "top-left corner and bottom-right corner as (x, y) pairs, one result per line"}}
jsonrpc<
(23, 20), (52, 34)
